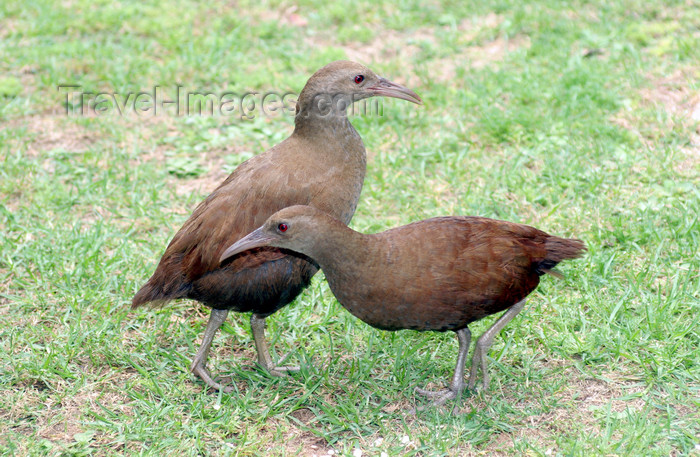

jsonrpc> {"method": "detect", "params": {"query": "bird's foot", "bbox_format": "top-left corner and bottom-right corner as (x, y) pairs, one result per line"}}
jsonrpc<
(191, 363), (234, 393)
(414, 386), (460, 406)
(411, 382), (468, 413)
(260, 350), (301, 377)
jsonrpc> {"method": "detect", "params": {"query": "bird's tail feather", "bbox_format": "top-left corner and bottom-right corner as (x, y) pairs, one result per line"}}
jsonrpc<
(537, 236), (586, 277)
(131, 278), (189, 308)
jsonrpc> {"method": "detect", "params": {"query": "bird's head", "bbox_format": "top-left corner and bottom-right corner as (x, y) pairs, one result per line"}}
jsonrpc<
(220, 206), (337, 264)
(296, 60), (422, 117)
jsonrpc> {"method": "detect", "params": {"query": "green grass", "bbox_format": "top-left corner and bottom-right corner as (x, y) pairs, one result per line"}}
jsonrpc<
(1, 0), (699, 455)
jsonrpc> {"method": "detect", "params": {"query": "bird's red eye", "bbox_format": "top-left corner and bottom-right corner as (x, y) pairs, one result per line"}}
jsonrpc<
(278, 223), (288, 232)
(354, 75), (364, 84)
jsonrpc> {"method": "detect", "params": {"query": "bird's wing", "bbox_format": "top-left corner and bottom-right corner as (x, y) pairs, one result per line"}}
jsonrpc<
(385, 217), (548, 301)
(448, 217), (548, 301)
(160, 152), (319, 281)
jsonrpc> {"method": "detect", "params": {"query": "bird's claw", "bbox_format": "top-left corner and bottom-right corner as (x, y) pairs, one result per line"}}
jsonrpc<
(411, 383), (467, 413)
(414, 386), (459, 406)
(191, 363), (235, 393)
(267, 365), (301, 377)
(259, 349), (303, 376)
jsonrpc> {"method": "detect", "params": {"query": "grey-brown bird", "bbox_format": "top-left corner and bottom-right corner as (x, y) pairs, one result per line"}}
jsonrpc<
(221, 205), (586, 404)
(132, 62), (422, 392)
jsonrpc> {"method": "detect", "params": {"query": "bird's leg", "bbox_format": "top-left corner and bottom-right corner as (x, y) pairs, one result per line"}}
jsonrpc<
(468, 299), (527, 391)
(250, 313), (300, 377)
(190, 308), (232, 392)
(415, 327), (471, 406)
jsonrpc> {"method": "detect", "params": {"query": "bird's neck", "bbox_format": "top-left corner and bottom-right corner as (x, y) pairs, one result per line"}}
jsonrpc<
(292, 90), (363, 144)
(290, 107), (366, 183)
(294, 108), (356, 138)
(303, 221), (360, 264)
(305, 226), (375, 296)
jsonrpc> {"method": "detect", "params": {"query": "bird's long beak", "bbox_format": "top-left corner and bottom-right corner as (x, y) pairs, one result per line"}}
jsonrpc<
(368, 77), (423, 105)
(220, 227), (277, 264)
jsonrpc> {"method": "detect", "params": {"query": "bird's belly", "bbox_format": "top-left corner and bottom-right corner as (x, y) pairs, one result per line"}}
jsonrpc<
(189, 254), (318, 316)
(338, 297), (475, 332)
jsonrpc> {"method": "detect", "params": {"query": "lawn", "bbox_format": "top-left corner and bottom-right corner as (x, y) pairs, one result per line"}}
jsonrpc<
(1, 0), (698, 455)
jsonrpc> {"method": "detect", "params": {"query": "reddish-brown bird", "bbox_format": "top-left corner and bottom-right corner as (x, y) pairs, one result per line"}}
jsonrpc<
(132, 62), (422, 392)
(221, 205), (586, 404)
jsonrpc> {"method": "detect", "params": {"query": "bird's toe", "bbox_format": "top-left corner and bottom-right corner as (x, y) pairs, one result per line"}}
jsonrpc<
(268, 365), (301, 377)
(415, 386), (450, 398)
(222, 384), (235, 393)
(414, 380), (472, 412)
(414, 386), (459, 406)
